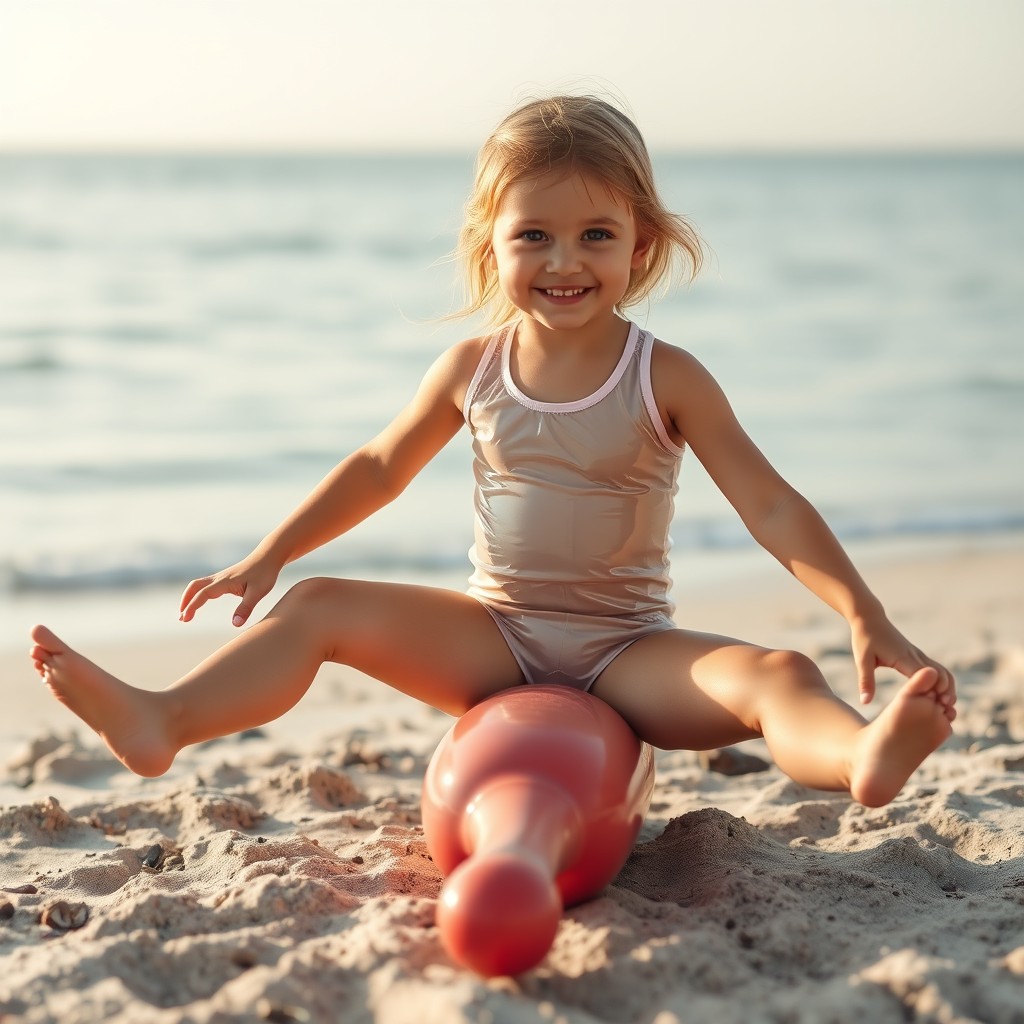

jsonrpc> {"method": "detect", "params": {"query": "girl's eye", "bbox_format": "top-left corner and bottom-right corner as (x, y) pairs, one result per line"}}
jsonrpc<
(583, 229), (612, 241)
(520, 230), (546, 242)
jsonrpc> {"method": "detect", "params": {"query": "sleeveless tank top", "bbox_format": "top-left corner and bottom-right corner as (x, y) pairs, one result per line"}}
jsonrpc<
(463, 320), (685, 620)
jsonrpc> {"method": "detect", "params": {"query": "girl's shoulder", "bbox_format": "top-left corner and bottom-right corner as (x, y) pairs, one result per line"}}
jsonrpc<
(649, 337), (708, 381)
(647, 337), (730, 417)
(426, 334), (496, 413)
(442, 333), (495, 380)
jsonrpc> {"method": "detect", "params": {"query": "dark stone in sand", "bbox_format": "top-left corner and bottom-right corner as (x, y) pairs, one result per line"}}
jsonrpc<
(699, 747), (771, 776)
(141, 843), (166, 871)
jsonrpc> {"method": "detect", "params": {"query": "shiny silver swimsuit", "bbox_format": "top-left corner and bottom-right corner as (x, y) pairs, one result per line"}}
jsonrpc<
(464, 320), (685, 690)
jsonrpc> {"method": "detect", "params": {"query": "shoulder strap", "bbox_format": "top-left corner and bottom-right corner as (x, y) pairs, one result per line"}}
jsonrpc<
(462, 327), (507, 423)
(639, 331), (686, 456)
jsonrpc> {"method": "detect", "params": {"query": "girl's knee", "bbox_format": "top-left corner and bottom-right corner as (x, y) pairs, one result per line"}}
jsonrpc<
(274, 577), (352, 621)
(757, 648), (828, 695)
(272, 577), (363, 662)
(284, 576), (341, 602)
(744, 648), (830, 734)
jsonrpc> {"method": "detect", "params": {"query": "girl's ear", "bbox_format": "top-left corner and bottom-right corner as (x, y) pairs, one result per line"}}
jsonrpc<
(631, 237), (653, 270)
(486, 245), (497, 270)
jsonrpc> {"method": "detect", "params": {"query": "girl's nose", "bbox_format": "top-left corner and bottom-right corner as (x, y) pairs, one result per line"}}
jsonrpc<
(545, 242), (582, 275)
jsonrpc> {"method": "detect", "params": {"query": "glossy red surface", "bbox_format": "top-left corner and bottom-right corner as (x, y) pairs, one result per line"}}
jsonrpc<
(422, 685), (654, 976)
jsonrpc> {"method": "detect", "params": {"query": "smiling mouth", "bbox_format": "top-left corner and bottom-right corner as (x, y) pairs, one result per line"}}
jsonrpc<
(541, 287), (591, 297)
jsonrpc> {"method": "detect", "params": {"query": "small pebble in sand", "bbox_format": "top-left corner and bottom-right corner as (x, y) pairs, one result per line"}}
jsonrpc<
(699, 747), (771, 776)
(141, 843), (166, 872)
(41, 901), (89, 930)
(230, 948), (259, 969)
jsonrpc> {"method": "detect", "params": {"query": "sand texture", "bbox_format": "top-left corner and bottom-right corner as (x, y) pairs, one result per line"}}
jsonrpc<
(2, 536), (1023, 1023)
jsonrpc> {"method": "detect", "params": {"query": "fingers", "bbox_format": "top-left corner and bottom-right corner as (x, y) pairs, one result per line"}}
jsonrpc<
(851, 617), (958, 710)
(179, 577), (233, 623)
(178, 573), (271, 626)
(897, 649), (957, 705)
(852, 638), (876, 704)
(231, 593), (262, 628)
(178, 576), (212, 619)
(234, 573), (278, 626)
(891, 652), (958, 709)
(178, 582), (208, 623)
(857, 661), (876, 705)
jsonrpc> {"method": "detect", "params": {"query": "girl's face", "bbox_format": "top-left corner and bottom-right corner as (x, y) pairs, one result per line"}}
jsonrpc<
(489, 171), (650, 335)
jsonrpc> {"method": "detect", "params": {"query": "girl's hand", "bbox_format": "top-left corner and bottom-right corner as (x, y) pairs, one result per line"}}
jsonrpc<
(850, 613), (957, 709)
(178, 553), (282, 627)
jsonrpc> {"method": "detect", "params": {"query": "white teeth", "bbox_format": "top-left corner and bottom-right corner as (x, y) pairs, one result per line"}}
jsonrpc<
(545, 287), (587, 297)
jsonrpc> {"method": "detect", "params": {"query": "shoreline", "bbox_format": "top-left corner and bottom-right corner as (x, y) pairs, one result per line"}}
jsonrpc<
(5, 528), (1021, 756)
(5, 525), (1017, 650)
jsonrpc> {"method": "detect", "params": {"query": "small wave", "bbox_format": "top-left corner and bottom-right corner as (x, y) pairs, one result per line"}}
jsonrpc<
(0, 352), (62, 372)
(0, 222), (68, 252)
(6, 511), (1023, 596)
(91, 323), (182, 344)
(0, 324), (69, 341)
(0, 455), (302, 491)
(962, 375), (1024, 395)
(2, 534), (475, 595)
(830, 511), (1024, 543)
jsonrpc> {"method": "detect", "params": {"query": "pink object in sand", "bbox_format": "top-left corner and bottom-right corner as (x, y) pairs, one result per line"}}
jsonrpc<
(422, 684), (655, 976)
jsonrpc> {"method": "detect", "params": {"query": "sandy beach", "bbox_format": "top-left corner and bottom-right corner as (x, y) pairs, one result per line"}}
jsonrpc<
(2, 532), (1023, 1023)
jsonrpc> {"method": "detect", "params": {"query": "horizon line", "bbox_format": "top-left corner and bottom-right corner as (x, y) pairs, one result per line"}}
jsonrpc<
(1, 143), (1022, 159)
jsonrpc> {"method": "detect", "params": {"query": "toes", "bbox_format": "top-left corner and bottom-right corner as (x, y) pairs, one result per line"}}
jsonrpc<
(932, 670), (957, 699)
(30, 624), (64, 653)
(906, 666), (939, 694)
(28, 631), (63, 681)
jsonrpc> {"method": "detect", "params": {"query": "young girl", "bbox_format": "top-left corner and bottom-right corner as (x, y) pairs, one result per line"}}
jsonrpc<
(30, 95), (956, 808)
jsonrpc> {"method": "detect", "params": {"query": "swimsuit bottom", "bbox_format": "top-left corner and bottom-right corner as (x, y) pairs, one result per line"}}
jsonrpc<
(473, 599), (677, 691)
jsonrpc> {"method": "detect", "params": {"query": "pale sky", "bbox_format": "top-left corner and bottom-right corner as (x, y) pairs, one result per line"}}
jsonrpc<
(1, 0), (1021, 152)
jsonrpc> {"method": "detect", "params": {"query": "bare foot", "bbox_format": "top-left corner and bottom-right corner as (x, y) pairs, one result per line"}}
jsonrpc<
(848, 667), (955, 807)
(29, 625), (176, 777)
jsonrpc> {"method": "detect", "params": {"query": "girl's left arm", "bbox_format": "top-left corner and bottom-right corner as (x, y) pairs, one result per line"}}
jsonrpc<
(654, 343), (955, 706)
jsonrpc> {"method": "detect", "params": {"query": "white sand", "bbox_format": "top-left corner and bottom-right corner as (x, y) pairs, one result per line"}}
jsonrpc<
(2, 533), (1023, 1023)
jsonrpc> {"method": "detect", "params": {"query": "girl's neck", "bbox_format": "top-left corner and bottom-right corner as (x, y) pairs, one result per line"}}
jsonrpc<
(514, 312), (630, 354)
(507, 315), (633, 405)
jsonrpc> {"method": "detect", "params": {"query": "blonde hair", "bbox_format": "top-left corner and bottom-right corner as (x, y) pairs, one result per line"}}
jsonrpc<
(452, 95), (704, 327)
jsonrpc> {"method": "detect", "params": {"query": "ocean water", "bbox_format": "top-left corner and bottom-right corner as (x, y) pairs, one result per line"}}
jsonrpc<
(2, 152), (1022, 644)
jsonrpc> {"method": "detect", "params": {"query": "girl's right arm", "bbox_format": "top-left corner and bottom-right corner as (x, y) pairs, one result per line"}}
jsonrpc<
(178, 337), (484, 626)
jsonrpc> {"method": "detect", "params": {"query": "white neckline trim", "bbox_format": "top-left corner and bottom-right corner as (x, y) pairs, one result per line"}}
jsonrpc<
(501, 321), (640, 413)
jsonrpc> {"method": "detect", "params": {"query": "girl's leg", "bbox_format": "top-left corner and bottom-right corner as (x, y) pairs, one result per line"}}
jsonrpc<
(590, 629), (953, 807)
(29, 578), (525, 778)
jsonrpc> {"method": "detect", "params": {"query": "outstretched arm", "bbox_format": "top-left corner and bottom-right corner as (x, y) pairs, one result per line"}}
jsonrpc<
(652, 343), (956, 707)
(179, 337), (483, 625)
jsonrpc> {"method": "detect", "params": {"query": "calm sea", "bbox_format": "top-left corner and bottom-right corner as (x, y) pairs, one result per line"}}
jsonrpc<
(2, 152), (1022, 642)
